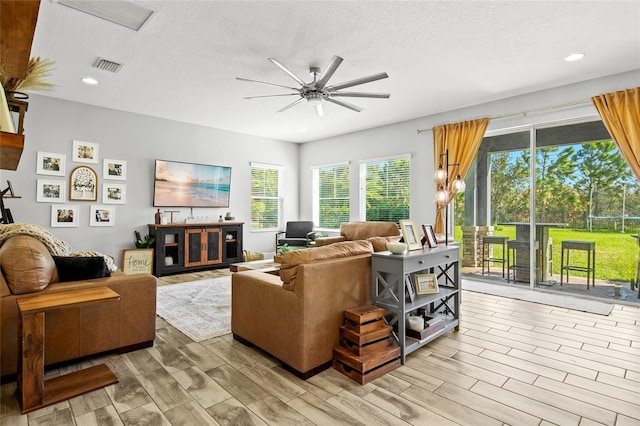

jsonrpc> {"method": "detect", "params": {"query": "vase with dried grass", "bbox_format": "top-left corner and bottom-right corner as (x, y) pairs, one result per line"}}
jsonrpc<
(0, 56), (55, 99)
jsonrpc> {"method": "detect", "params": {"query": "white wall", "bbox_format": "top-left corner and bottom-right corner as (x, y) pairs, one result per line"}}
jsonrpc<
(298, 70), (640, 230)
(0, 95), (299, 261)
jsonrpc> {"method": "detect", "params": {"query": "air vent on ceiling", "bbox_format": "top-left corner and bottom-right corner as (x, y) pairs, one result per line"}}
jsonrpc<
(93, 58), (123, 73)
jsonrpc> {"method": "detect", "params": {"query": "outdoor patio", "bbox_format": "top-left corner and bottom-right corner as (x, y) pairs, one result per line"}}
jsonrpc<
(462, 266), (640, 304)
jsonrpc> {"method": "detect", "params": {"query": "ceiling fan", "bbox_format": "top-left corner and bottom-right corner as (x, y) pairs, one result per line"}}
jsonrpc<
(236, 55), (390, 116)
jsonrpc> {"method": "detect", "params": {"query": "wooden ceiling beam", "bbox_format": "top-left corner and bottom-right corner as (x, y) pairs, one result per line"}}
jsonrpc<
(0, 0), (41, 79)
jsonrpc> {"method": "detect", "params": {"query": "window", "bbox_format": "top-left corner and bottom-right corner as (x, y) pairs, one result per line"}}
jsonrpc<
(250, 163), (283, 230)
(359, 154), (411, 223)
(312, 162), (350, 229)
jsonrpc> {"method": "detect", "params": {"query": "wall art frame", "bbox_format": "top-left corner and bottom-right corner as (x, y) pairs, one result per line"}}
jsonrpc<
(51, 204), (79, 227)
(69, 166), (98, 201)
(90, 204), (115, 227)
(36, 179), (65, 203)
(72, 140), (99, 164)
(102, 183), (126, 204)
(103, 158), (127, 180)
(36, 151), (65, 176)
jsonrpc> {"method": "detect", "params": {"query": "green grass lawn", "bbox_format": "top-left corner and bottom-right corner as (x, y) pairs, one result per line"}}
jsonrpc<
(454, 226), (639, 282)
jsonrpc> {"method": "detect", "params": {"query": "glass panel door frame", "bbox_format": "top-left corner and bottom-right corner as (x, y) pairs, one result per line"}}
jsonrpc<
(483, 115), (604, 289)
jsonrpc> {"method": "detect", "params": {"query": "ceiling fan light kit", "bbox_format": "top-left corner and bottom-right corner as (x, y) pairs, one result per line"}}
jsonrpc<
(237, 55), (390, 116)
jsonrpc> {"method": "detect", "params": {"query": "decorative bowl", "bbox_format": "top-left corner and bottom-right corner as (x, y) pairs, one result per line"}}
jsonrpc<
(386, 241), (407, 254)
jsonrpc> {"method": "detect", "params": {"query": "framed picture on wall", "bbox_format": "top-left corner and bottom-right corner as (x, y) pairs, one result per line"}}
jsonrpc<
(72, 140), (99, 164)
(90, 204), (115, 227)
(51, 204), (79, 227)
(102, 183), (126, 204)
(103, 159), (127, 180)
(36, 152), (65, 176)
(36, 179), (65, 203)
(69, 166), (98, 201)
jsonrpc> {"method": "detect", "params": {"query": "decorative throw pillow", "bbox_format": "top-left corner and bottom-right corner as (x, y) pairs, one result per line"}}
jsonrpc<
(0, 235), (56, 294)
(52, 256), (111, 282)
(69, 251), (118, 272)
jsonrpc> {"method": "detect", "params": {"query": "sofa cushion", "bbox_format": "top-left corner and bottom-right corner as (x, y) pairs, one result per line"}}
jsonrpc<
(0, 235), (56, 294)
(340, 221), (400, 241)
(367, 235), (402, 252)
(279, 240), (373, 289)
(53, 256), (111, 282)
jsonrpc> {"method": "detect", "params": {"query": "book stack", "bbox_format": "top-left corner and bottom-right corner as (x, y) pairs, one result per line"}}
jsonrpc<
(332, 305), (401, 385)
(406, 315), (446, 341)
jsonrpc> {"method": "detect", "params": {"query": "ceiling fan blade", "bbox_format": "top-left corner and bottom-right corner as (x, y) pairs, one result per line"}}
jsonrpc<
(315, 103), (324, 117)
(236, 77), (300, 91)
(315, 55), (343, 89)
(330, 92), (390, 99)
(326, 72), (389, 91)
(243, 93), (300, 99)
(325, 97), (363, 112)
(277, 97), (305, 113)
(269, 58), (306, 86)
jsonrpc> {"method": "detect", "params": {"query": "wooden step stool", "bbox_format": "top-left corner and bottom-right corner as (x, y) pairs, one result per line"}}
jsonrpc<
(332, 305), (401, 384)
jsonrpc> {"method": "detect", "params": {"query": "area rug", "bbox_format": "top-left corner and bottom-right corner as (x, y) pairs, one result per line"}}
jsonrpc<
(156, 276), (231, 342)
(462, 279), (614, 316)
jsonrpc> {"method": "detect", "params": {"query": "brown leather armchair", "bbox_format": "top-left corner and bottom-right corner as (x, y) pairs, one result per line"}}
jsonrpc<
(232, 240), (373, 378)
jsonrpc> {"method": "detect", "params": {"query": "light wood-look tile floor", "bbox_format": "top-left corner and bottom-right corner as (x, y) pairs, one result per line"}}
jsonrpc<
(1, 269), (639, 426)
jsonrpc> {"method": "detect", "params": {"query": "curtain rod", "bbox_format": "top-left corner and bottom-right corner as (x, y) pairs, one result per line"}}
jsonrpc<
(416, 98), (592, 134)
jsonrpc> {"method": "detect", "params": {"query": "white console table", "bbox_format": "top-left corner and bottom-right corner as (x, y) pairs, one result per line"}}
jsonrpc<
(371, 245), (461, 363)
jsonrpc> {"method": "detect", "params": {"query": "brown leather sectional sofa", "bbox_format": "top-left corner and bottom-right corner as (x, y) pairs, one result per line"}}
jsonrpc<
(0, 235), (157, 380)
(232, 240), (375, 378)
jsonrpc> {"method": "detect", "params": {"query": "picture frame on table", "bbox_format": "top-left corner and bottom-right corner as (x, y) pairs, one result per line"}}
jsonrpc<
(103, 159), (127, 180)
(72, 140), (99, 164)
(405, 275), (416, 302)
(36, 179), (65, 203)
(414, 273), (439, 294)
(51, 204), (79, 227)
(69, 166), (98, 201)
(400, 219), (422, 251)
(89, 204), (115, 227)
(36, 152), (65, 176)
(102, 183), (126, 204)
(422, 224), (438, 248)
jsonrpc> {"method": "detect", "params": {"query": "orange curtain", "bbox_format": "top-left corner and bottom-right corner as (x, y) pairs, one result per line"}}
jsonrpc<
(591, 87), (640, 181)
(433, 117), (490, 234)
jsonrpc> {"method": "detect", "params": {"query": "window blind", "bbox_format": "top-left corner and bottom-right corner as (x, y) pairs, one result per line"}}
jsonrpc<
(250, 163), (282, 230)
(312, 163), (350, 229)
(359, 155), (410, 223)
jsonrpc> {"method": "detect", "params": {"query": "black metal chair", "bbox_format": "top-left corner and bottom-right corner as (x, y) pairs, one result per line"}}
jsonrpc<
(275, 221), (315, 250)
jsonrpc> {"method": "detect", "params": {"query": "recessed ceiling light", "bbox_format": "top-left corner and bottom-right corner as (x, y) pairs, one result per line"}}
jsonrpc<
(82, 77), (98, 85)
(299, 128), (308, 132)
(564, 53), (585, 62)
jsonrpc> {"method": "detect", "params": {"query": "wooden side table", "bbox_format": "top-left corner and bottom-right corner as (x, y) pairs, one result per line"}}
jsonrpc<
(16, 287), (120, 414)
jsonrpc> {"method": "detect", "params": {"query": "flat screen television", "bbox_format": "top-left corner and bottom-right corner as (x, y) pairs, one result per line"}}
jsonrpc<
(153, 159), (231, 207)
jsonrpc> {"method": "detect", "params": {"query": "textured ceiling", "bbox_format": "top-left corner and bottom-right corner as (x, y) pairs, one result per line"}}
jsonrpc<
(30, 1), (640, 143)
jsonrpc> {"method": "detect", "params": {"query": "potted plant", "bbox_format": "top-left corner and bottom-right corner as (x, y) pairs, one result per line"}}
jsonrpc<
(274, 243), (290, 263)
(134, 230), (155, 248)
